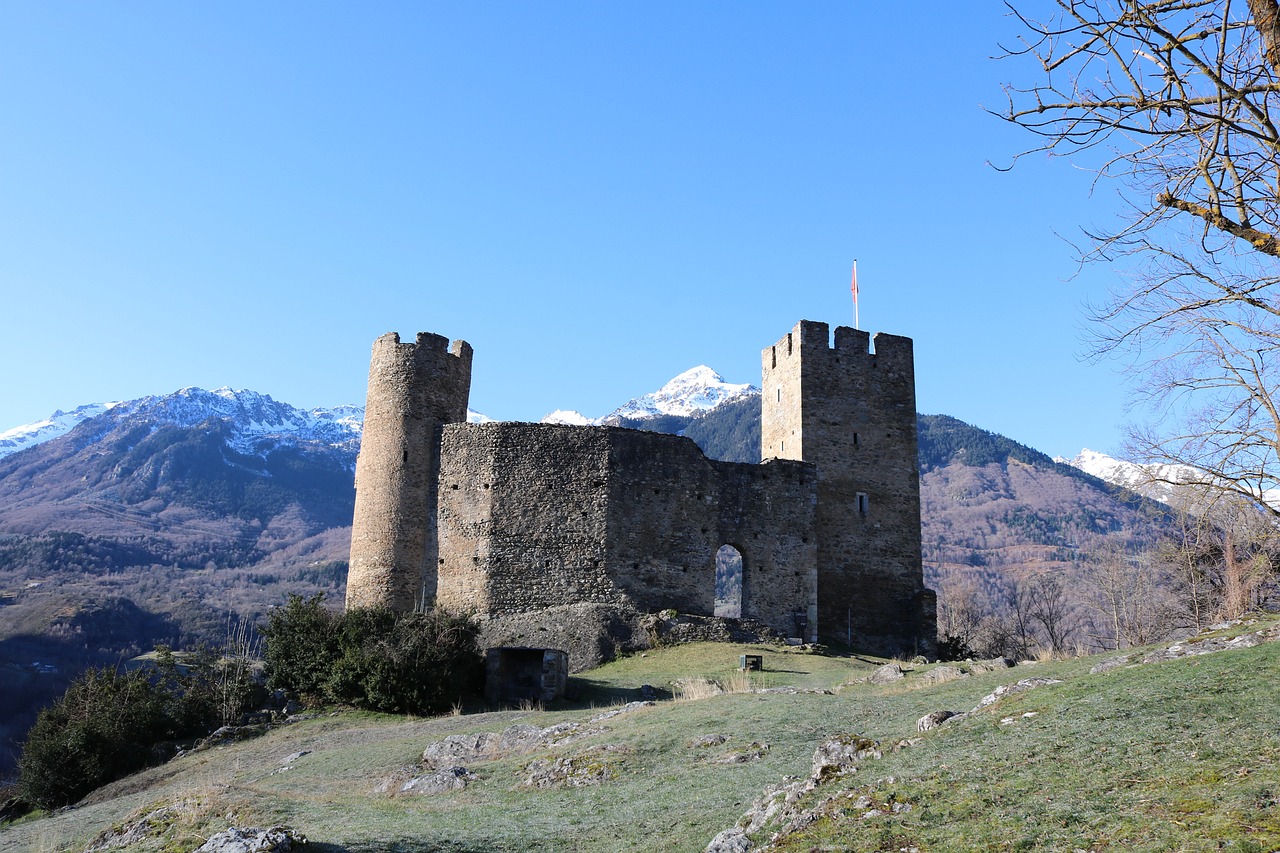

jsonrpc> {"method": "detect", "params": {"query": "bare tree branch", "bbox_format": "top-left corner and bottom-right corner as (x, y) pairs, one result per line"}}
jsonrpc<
(1000, 0), (1280, 517)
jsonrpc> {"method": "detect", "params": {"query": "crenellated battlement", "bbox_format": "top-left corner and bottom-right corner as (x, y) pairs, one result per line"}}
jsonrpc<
(759, 317), (930, 655)
(372, 331), (474, 370)
(765, 320), (911, 371)
(347, 330), (474, 613)
(347, 315), (932, 658)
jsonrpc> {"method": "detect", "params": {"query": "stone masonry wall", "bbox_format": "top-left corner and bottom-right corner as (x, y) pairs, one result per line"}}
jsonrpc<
(347, 332), (471, 612)
(605, 433), (817, 639)
(348, 319), (934, 658)
(762, 320), (933, 655)
(437, 424), (615, 614)
(435, 423), (817, 641)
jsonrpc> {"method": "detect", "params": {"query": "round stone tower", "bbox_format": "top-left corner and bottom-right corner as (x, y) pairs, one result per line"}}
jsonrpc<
(346, 331), (472, 613)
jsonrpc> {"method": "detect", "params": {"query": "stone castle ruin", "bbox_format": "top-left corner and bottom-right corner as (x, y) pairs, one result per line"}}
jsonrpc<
(345, 320), (936, 665)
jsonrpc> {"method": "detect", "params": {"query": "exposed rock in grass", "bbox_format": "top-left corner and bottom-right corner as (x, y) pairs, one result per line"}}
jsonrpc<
(972, 677), (1064, 711)
(868, 663), (904, 684)
(916, 665), (966, 685)
(916, 710), (960, 732)
(193, 724), (270, 752)
(999, 712), (1039, 725)
(810, 735), (882, 779)
(520, 744), (629, 788)
(1090, 655), (1134, 674)
(399, 766), (475, 796)
(710, 742), (770, 764)
(965, 656), (1013, 673)
(1143, 631), (1264, 663)
(703, 734), (890, 853)
(194, 826), (306, 852)
(420, 720), (598, 768)
(84, 806), (182, 851)
(704, 827), (753, 853)
(588, 700), (655, 721)
(689, 734), (730, 748)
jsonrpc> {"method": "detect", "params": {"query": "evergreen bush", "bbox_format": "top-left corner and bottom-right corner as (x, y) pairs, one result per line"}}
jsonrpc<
(263, 595), (483, 715)
(260, 593), (339, 700)
(18, 668), (175, 809)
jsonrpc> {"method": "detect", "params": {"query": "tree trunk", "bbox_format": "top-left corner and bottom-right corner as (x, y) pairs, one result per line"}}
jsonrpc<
(1248, 0), (1280, 78)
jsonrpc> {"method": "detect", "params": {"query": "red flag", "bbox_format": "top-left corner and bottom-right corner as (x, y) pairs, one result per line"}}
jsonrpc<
(850, 262), (858, 303)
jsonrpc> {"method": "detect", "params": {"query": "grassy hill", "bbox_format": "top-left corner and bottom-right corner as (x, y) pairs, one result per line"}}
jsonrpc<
(5, 617), (1279, 852)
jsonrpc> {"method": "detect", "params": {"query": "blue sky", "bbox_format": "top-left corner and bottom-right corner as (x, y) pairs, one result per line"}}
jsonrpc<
(0, 3), (1133, 459)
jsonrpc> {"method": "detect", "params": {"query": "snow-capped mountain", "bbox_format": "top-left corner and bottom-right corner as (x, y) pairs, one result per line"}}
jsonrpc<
(1058, 448), (1151, 489)
(0, 402), (121, 457)
(1060, 447), (1280, 510)
(551, 365), (755, 425)
(540, 410), (593, 426)
(0, 364), (754, 464)
(607, 365), (756, 420)
(0, 388), (365, 464)
(1058, 447), (1206, 507)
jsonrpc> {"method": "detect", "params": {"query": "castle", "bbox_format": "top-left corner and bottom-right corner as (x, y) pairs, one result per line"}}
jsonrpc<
(345, 320), (936, 661)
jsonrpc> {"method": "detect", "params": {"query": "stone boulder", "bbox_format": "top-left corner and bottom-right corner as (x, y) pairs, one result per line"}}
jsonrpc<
(973, 677), (1063, 711)
(194, 827), (306, 853)
(868, 663), (904, 684)
(520, 744), (629, 788)
(966, 657), (1013, 674)
(917, 665), (966, 686)
(811, 735), (881, 778)
(916, 710), (961, 732)
(400, 766), (475, 795)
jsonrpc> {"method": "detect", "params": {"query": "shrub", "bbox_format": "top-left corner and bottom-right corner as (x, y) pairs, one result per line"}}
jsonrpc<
(260, 593), (339, 700)
(18, 668), (175, 809)
(329, 608), (484, 715)
(263, 596), (483, 716)
(19, 631), (266, 810)
(937, 633), (977, 662)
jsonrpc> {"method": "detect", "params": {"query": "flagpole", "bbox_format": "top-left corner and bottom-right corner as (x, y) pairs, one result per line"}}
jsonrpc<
(851, 259), (859, 330)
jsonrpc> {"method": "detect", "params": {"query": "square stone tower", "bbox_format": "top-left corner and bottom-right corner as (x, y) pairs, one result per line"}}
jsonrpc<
(761, 320), (935, 655)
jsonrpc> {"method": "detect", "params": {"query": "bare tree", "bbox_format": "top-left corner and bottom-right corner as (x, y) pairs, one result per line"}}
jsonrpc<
(1154, 484), (1280, 622)
(1083, 544), (1172, 648)
(936, 577), (988, 656)
(1026, 573), (1081, 655)
(999, 0), (1280, 514)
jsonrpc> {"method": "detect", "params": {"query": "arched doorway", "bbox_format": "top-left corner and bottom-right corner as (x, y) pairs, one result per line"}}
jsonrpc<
(714, 544), (744, 619)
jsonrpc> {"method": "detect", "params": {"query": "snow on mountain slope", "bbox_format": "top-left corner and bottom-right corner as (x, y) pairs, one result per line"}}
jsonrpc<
(0, 403), (121, 457)
(1058, 448), (1207, 506)
(0, 389), (365, 462)
(540, 410), (593, 425)
(604, 366), (756, 421)
(1062, 447), (1280, 510)
(0, 364), (751, 462)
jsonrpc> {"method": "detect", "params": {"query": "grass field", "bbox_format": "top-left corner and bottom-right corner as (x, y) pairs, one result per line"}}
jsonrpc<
(4, 623), (1279, 853)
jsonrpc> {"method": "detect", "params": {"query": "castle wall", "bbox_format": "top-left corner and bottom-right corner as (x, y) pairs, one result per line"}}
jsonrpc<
(604, 435), (817, 638)
(348, 318), (933, 658)
(762, 320), (933, 655)
(347, 332), (472, 612)
(435, 423), (817, 640)
(437, 424), (616, 614)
